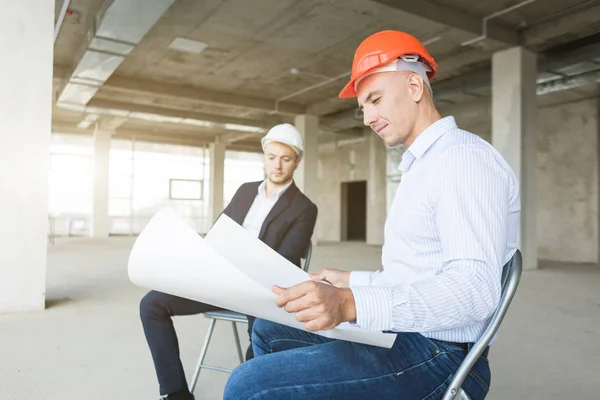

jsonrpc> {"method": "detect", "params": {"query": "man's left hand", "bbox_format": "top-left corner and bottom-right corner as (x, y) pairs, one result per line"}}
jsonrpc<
(273, 281), (357, 331)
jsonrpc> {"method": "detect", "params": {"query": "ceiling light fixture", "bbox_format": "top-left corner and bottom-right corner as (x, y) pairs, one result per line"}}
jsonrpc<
(168, 38), (208, 55)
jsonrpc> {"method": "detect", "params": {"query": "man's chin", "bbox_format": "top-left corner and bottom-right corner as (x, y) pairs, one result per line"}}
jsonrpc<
(268, 175), (291, 184)
(383, 135), (404, 147)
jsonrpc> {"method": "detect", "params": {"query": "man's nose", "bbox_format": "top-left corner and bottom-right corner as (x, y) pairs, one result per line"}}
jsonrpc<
(363, 108), (377, 127)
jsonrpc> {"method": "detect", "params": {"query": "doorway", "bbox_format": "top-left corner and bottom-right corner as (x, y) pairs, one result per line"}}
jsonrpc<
(341, 181), (367, 241)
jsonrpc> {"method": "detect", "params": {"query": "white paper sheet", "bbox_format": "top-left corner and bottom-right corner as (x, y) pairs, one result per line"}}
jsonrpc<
(128, 207), (396, 348)
(204, 213), (309, 290)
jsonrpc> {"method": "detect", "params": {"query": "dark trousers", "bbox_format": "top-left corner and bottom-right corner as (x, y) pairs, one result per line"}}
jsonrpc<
(139, 290), (255, 396)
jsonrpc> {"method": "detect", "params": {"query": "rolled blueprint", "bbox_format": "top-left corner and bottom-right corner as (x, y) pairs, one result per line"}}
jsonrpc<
(128, 208), (396, 348)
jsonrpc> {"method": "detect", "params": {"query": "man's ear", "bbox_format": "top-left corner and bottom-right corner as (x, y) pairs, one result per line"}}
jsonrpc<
(407, 73), (425, 102)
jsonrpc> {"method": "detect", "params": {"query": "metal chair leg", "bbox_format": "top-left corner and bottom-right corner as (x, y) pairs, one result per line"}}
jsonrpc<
(188, 318), (216, 394)
(232, 321), (244, 364)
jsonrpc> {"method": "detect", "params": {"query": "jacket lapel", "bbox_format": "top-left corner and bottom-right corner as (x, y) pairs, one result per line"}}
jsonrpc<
(258, 182), (298, 239)
(233, 181), (261, 225)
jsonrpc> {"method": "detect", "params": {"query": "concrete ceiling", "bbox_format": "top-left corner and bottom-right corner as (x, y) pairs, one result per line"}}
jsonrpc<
(52, 0), (600, 150)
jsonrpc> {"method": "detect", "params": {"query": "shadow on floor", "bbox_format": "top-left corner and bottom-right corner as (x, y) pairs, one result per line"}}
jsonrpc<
(45, 297), (74, 309)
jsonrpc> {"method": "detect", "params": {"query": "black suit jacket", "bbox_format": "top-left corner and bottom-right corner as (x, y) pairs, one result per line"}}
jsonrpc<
(220, 181), (318, 268)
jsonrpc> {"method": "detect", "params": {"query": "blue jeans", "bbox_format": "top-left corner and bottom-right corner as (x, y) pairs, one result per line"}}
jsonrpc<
(224, 319), (491, 399)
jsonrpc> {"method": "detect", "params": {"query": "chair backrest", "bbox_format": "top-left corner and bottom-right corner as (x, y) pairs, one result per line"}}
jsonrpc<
(302, 241), (313, 272)
(442, 249), (523, 400)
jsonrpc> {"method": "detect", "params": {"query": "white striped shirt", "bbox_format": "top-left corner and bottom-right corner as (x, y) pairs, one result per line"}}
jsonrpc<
(349, 116), (520, 343)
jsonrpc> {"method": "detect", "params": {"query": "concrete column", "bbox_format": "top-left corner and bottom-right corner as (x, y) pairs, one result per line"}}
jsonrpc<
(209, 142), (225, 223)
(0, 0), (53, 311)
(294, 115), (319, 243)
(367, 131), (387, 245)
(492, 47), (538, 270)
(92, 128), (112, 238)
(294, 115), (319, 200)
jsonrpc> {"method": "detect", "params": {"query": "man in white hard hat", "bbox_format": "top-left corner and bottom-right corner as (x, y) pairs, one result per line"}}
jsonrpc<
(139, 123), (318, 400)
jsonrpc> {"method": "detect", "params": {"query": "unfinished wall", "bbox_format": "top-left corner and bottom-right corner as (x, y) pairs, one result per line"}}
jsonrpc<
(317, 139), (370, 243)
(318, 97), (599, 264)
(366, 133), (387, 245)
(536, 99), (598, 263)
(448, 97), (599, 263)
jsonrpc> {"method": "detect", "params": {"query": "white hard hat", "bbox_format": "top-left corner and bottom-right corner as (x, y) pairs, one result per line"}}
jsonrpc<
(261, 123), (304, 158)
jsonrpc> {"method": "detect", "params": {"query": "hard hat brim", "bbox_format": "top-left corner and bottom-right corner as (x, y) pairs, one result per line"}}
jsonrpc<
(339, 80), (357, 98)
(261, 139), (302, 158)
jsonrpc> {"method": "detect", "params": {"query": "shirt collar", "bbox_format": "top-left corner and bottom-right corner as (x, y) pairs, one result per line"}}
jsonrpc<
(399, 116), (457, 172)
(258, 179), (293, 200)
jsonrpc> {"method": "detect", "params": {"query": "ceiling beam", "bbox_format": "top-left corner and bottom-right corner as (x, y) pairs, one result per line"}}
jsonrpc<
(540, 40), (600, 73)
(322, 108), (362, 131)
(103, 75), (307, 116)
(87, 99), (278, 128)
(52, 121), (215, 140)
(52, 121), (202, 144)
(53, 65), (71, 81)
(113, 130), (262, 152)
(225, 132), (263, 144)
(51, 120), (262, 151)
(307, 97), (355, 116)
(114, 130), (262, 152)
(523, 4), (600, 49)
(53, 64), (306, 116)
(112, 130), (215, 147)
(371, 0), (520, 46)
(98, 116), (129, 131)
(53, 112), (254, 138)
(433, 38), (600, 101)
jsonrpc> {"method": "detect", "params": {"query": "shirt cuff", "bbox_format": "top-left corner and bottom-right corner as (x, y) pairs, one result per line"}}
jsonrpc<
(349, 271), (375, 287)
(349, 286), (393, 331)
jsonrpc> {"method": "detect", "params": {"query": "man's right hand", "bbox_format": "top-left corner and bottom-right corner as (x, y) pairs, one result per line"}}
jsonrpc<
(309, 268), (351, 288)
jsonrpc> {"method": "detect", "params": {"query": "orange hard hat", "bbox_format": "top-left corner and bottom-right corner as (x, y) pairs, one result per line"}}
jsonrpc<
(339, 30), (438, 98)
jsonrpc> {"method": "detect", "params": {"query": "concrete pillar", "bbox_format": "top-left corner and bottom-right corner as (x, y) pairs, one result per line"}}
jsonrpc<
(294, 115), (319, 243)
(294, 115), (319, 200)
(92, 128), (112, 238)
(492, 47), (538, 270)
(0, 0), (53, 311)
(367, 131), (387, 245)
(209, 142), (225, 223)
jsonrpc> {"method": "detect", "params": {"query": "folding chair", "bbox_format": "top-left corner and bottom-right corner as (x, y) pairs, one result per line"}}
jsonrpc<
(188, 241), (313, 393)
(442, 249), (523, 400)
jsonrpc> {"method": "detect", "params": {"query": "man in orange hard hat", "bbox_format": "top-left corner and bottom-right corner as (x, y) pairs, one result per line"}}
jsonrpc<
(224, 30), (520, 399)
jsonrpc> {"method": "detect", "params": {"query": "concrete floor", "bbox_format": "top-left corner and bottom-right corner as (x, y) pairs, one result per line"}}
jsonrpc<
(0, 237), (599, 400)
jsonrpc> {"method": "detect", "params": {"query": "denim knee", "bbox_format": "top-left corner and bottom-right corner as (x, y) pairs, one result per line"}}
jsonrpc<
(251, 319), (277, 341)
(223, 361), (255, 400)
(250, 318), (276, 350)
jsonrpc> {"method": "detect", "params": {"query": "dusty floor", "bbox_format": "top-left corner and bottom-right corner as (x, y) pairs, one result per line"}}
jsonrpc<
(0, 237), (598, 399)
